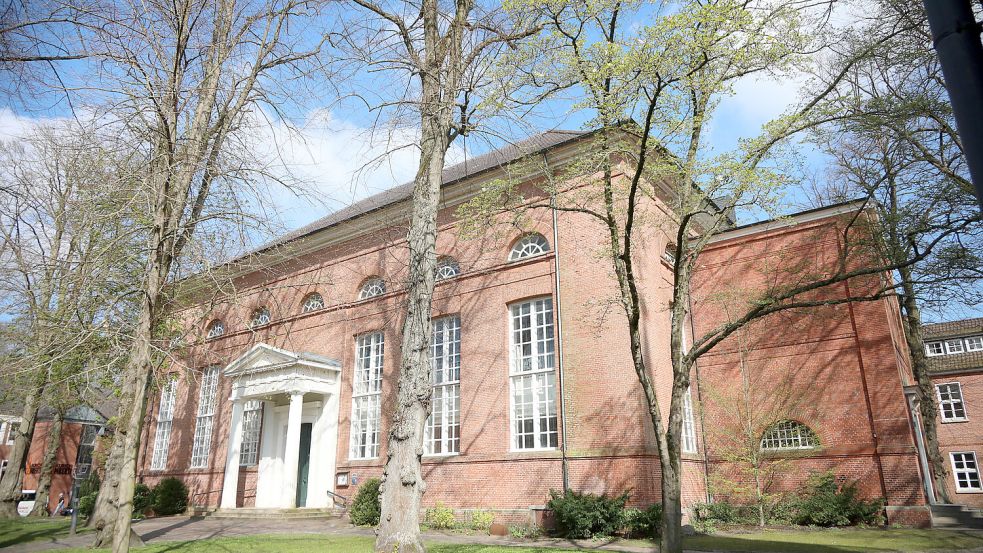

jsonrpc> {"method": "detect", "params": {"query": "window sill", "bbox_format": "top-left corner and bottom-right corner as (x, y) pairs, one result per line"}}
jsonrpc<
(423, 453), (460, 460)
(956, 488), (983, 494)
(942, 418), (969, 424)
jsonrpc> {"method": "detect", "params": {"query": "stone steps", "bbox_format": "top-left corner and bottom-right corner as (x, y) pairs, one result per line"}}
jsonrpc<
(206, 507), (344, 520)
(931, 504), (983, 529)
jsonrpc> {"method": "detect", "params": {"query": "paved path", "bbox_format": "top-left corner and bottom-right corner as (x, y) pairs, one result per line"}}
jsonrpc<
(1, 516), (656, 552)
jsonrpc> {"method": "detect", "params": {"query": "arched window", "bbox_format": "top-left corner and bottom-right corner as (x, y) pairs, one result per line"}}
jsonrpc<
(249, 307), (271, 328)
(205, 319), (225, 340)
(301, 292), (325, 313)
(760, 420), (818, 451)
(435, 257), (460, 281)
(662, 243), (677, 265)
(508, 233), (550, 261)
(358, 277), (386, 300)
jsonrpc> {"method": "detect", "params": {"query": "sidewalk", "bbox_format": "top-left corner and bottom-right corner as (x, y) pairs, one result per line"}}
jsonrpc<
(1, 516), (657, 553)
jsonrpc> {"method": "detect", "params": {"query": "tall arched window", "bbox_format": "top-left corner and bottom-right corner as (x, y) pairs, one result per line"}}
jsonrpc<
(301, 292), (325, 313)
(435, 257), (460, 281)
(249, 307), (271, 328)
(508, 233), (550, 261)
(662, 243), (677, 265)
(205, 319), (225, 340)
(760, 420), (819, 451)
(358, 277), (386, 300)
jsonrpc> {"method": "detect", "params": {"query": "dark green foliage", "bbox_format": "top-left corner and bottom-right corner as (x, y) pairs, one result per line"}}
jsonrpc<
(793, 471), (884, 527)
(622, 504), (663, 538)
(547, 490), (630, 539)
(348, 478), (381, 526)
(78, 473), (100, 498)
(133, 483), (154, 515)
(152, 477), (189, 516)
(78, 493), (98, 518)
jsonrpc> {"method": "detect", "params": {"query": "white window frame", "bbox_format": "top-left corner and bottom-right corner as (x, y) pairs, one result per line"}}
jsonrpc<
(946, 339), (966, 355)
(190, 367), (220, 468)
(0, 421), (7, 444)
(951, 451), (983, 492)
(0, 460), (6, 480)
(250, 307), (271, 328)
(302, 292), (325, 313)
(682, 387), (697, 454)
(358, 278), (386, 300)
(2, 419), (17, 445)
(425, 316), (461, 456)
(435, 257), (460, 281)
(508, 234), (550, 261)
(509, 298), (558, 452)
(662, 243), (677, 266)
(239, 401), (263, 466)
(967, 336), (983, 352)
(925, 341), (945, 356)
(937, 382), (968, 422)
(760, 420), (818, 451)
(150, 379), (178, 471)
(206, 320), (225, 340)
(350, 332), (384, 460)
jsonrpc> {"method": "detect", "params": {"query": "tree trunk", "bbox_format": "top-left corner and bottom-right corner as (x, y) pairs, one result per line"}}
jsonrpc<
(88, 428), (123, 537)
(898, 270), (952, 504)
(29, 411), (64, 517)
(375, 83), (451, 553)
(0, 373), (46, 518)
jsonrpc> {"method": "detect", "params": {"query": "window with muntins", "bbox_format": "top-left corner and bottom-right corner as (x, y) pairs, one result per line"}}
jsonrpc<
(239, 400), (263, 466)
(938, 382), (967, 422)
(190, 367), (219, 468)
(206, 320), (225, 339)
(510, 298), (558, 450)
(350, 332), (384, 459)
(302, 292), (325, 313)
(926, 341), (944, 356)
(250, 307), (271, 328)
(760, 420), (818, 451)
(968, 336), (983, 352)
(76, 424), (98, 478)
(662, 243), (677, 266)
(358, 278), (386, 300)
(952, 452), (982, 491)
(508, 233), (550, 261)
(435, 257), (460, 281)
(150, 379), (178, 470)
(682, 387), (697, 454)
(426, 316), (461, 455)
(947, 339), (966, 354)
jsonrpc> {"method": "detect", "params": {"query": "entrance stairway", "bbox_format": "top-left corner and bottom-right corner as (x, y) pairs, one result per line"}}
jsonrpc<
(931, 504), (983, 529)
(203, 508), (344, 520)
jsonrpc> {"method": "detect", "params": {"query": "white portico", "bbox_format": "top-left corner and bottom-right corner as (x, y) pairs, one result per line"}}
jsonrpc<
(220, 343), (341, 509)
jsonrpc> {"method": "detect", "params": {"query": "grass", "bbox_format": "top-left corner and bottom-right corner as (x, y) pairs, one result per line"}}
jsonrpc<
(683, 527), (983, 552)
(0, 516), (88, 548)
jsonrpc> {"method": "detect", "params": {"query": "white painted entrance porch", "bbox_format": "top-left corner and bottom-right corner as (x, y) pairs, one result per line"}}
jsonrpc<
(220, 343), (341, 510)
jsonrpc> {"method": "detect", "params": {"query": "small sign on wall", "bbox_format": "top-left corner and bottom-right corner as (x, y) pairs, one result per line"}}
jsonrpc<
(336, 471), (349, 488)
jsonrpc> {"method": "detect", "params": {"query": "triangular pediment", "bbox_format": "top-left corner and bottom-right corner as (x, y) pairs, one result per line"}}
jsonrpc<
(224, 343), (340, 377)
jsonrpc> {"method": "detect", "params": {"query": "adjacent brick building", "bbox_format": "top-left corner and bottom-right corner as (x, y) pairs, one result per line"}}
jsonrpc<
(124, 129), (934, 526)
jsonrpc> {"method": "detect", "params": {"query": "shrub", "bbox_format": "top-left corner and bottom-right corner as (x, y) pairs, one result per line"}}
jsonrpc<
(349, 478), (381, 526)
(508, 524), (542, 539)
(425, 503), (456, 529)
(547, 489), (629, 539)
(77, 492), (98, 518)
(469, 509), (494, 531)
(79, 473), (101, 498)
(152, 477), (188, 516)
(622, 504), (663, 538)
(793, 471), (885, 527)
(133, 483), (154, 515)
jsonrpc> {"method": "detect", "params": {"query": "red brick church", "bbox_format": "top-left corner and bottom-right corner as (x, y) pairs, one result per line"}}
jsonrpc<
(127, 129), (939, 527)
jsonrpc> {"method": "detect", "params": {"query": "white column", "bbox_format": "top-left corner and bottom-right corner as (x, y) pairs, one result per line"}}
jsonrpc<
(282, 391), (304, 508)
(220, 400), (245, 509)
(308, 395), (336, 508)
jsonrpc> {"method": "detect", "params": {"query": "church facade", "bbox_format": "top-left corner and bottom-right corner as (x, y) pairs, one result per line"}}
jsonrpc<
(134, 129), (932, 526)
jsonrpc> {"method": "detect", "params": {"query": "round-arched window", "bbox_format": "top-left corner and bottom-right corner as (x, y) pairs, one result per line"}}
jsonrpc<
(205, 319), (225, 339)
(435, 257), (460, 281)
(358, 277), (386, 300)
(249, 307), (271, 328)
(508, 233), (550, 261)
(760, 420), (819, 451)
(301, 292), (325, 313)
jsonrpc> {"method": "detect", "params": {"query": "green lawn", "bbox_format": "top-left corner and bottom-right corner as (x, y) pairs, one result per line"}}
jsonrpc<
(0, 517), (85, 548)
(684, 528), (983, 552)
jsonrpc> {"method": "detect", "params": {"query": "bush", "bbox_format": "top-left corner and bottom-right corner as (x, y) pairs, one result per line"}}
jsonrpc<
(133, 483), (154, 515)
(349, 478), (381, 526)
(79, 473), (101, 498)
(77, 492), (98, 518)
(468, 509), (494, 531)
(425, 503), (456, 529)
(508, 524), (542, 539)
(152, 477), (188, 516)
(547, 489), (629, 539)
(622, 504), (663, 539)
(793, 471), (884, 527)
(693, 501), (759, 525)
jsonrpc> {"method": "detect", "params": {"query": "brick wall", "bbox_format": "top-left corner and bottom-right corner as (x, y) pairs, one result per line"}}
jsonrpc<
(933, 371), (983, 507)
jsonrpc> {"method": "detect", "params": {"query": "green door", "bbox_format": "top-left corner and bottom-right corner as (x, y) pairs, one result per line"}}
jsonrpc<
(296, 423), (312, 507)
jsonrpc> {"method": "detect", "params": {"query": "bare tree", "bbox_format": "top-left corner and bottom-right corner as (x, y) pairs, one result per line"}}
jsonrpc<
(334, 2), (541, 550)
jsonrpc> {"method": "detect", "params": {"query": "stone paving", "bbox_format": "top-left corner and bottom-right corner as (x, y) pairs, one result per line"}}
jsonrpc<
(1, 516), (655, 553)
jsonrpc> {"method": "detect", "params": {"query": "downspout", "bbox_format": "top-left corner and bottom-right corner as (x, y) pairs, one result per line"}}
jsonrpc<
(905, 387), (938, 504)
(545, 152), (571, 492)
(687, 293), (713, 504)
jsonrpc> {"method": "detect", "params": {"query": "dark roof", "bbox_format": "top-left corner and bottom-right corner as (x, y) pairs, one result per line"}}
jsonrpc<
(924, 317), (983, 374)
(249, 129), (589, 257)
